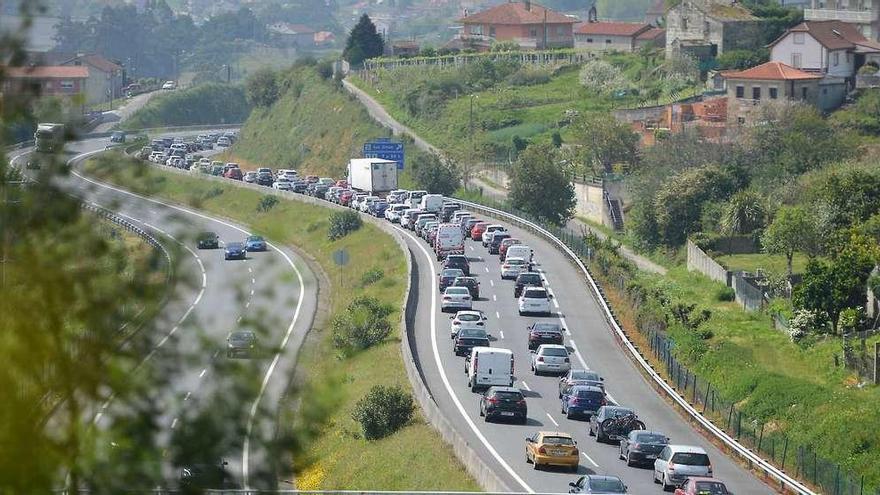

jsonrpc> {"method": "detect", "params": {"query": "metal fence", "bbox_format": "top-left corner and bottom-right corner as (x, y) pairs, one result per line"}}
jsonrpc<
(452, 193), (880, 495)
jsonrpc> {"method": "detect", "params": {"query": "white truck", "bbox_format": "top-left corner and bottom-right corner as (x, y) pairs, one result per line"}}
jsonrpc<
(434, 223), (465, 260)
(348, 158), (398, 195)
(419, 193), (444, 213)
(466, 347), (515, 392)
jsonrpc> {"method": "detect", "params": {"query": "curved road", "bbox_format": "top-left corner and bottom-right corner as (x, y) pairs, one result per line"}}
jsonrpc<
(12, 137), (318, 490)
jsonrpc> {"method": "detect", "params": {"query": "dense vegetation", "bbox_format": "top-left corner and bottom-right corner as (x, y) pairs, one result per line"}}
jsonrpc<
(121, 83), (252, 129)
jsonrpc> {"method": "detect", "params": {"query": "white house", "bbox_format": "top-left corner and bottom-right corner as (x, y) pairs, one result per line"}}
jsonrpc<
(769, 20), (880, 83)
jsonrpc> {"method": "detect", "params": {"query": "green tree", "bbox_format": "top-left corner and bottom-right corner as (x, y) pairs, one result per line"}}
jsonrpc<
(574, 114), (639, 174)
(509, 143), (576, 226)
(653, 164), (736, 246)
(244, 67), (279, 107)
(413, 152), (460, 196)
(343, 14), (384, 66)
(715, 48), (769, 70)
(720, 190), (767, 236)
(762, 206), (819, 277)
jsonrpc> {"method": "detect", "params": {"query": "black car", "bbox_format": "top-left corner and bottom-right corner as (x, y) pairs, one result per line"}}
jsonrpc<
(224, 242), (246, 260)
(440, 203), (460, 222)
(527, 322), (565, 350)
(312, 184), (329, 197)
(488, 232), (511, 254)
(454, 327), (489, 356)
(292, 180), (309, 193)
(179, 461), (232, 491)
(197, 231), (219, 249)
(443, 254), (470, 276)
(618, 430), (669, 466)
(479, 386), (527, 423)
(438, 268), (465, 292)
(514, 272), (544, 298)
(589, 406), (641, 443)
(227, 330), (257, 358)
(109, 131), (126, 143)
(256, 172), (274, 187)
(452, 276), (480, 299)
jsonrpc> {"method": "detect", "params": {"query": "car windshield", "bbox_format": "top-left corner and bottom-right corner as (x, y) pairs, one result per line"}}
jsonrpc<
(458, 313), (481, 322)
(636, 433), (668, 444)
(588, 478), (626, 493)
(518, 274), (541, 284)
(571, 370), (601, 381)
(506, 259), (525, 265)
(542, 347), (568, 357)
(607, 407), (634, 418)
(694, 481), (729, 494)
(247, 236), (263, 242)
(441, 269), (464, 278)
(575, 389), (603, 399)
(523, 289), (548, 298)
(454, 278), (476, 285)
(542, 436), (574, 446)
(492, 391), (522, 400)
(446, 288), (470, 295)
(447, 256), (466, 263)
(459, 329), (487, 338)
(533, 323), (561, 333)
(671, 452), (711, 466)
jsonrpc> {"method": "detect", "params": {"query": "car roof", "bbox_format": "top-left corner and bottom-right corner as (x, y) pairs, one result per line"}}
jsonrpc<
(570, 384), (604, 393)
(538, 344), (567, 350)
(667, 444), (708, 454)
(585, 474), (623, 481)
(456, 310), (483, 316)
(488, 386), (521, 393)
(538, 431), (573, 438)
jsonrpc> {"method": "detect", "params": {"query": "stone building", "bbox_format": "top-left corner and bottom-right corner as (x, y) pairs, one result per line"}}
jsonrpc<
(665, 0), (764, 60)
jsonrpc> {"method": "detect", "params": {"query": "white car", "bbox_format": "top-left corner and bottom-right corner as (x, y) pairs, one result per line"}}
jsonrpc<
(482, 225), (507, 247)
(518, 286), (552, 316)
(273, 180), (293, 191)
(421, 221), (439, 239)
(500, 257), (528, 280)
(161, 80), (176, 90)
(385, 203), (409, 222)
(449, 310), (487, 339)
(653, 445), (713, 490)
(441, 286), (473, 312)
(400, 209), (420, 229)
(216, 137), (231, 147)
(360, 196), (380, 213)
(530, 344), (571, 375)
(351, 194), (368, 210)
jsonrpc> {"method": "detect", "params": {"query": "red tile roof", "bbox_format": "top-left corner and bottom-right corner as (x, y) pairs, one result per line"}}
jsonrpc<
(63, 54), (122, 73)
(575, 21), (651, 37)
(722, 61), (822, 81)
(461, 1), (577, 25)
(636, 27), (665, 40)
(5, 66), (89, 79)
(770, 20), (875, 51)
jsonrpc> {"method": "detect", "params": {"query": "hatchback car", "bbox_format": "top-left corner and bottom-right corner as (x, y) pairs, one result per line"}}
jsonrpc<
(454, 327), (490, 356)
(527, 322), (565, 350)
(273, 180), (293, 191)
(243, 171), (257, 183)
(531, 344), (570, 375)
(224, 242), (246, 260)
(654, 445), (713, 491)
(501, 257), (529, 280)
(487, 232), (511, 254)
(245, 235), (267, 252)
(525, 431), (579, 472)
(619, 430), (669, 466)
(561, 385), (606, 420)
(480, 386), (527, 423)
(227, 330), (257, 358)
(450, 310), (487, 339)
(470, 222), (490, 241)
(589, 406), (637, 443)
(568, 475), (628, 494)
(673, 477), (729, 495)
(482, 225), (506, 247)
(197, 231), (219, 249)
(438, 268), (465, 292)
(441, 286), (473, 312)
(514, 272), (544, 298)
(498, 238), (522, 261)
(452, 276), (480, 299)
(559, 369), (605, 397)
(443, 254), (470, 276)
(518, 287), (552, 316)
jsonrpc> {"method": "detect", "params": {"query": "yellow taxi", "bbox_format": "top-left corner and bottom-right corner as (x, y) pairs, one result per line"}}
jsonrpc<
(525, 431), (580, 471)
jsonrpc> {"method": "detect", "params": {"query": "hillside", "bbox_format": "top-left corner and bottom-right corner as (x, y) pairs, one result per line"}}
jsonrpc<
(121, 83), (252, 130)
(227, 65), (393, 177)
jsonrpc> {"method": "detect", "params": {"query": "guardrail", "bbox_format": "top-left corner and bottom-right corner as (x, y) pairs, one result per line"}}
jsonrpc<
(450, 197), (818, 495)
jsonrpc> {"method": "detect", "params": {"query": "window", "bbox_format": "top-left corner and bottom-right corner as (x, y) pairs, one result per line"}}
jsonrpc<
(793, 32), (805, 44)
(606, 39), (612, 43)
(470, 24), (482, 35)
(791, 52), (803, 68)
(489, 26), (495, 36)
(769, 87), (778, 99)
(735, 85), (744, 98)
(586, 37), (594, 43)
(681, 16), (688, 30)
(833, 52), (840, 66)
(846, 52), (851, 62)
(752, 86), (761, 100)
(529, 27), (537, 37)
(802, 87), (809, 99)
(59, 80), (74, 90)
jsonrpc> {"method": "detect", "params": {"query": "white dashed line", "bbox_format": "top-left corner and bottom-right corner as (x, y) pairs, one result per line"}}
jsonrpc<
(521, 381), (531, 391)
(492, 294), (497, 301)
(545, 413), (559, 427)
(183, 392), (191, 401)
(469, 245), (474, 251)
(251, 278), (255, 284)
(212, 350), (220, 359)
(237, 316), (242, 323)
(248, 267), (253, 273)
(250, 289), (254, 296)
(581, 452), (600, 467)
(485, 266), (490, 273)
(490, 279), (495, 287)
(245, 301), (250, 308)
(499, 330), (505, 339)
(198, 369), (207, 378)
(170, 418), (178, 429)
(495, 311), (501, 319)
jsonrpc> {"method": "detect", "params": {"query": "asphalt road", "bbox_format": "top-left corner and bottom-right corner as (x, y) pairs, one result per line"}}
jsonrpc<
(398, 220), (773, 494)
(11, 137), (318, 490)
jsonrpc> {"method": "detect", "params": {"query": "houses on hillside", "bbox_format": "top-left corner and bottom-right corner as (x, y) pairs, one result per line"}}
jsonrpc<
(804, 0), (880, 40)
(455, 0), (577, 51)
(664, 0), (765, 61)
(769, 20), (880, 82)
(574, 21), (666, 52)
(2, 66), (90, 107)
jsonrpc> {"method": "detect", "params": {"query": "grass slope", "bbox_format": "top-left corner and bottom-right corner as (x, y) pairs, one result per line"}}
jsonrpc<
(82, 154), (478, 491)
(122, 83), (252, 130)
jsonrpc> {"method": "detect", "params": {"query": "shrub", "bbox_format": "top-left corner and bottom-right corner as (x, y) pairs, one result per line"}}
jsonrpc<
(360, 267), (385, 286)
(245, 68), (279, 107)
(351, 385), (414, 440)
(715, 286), (735, 302)
(788, 308), (828, 342)
(579, 59), (632, 95)
(316, 60), (334, 80)
(505, 67), (551, 86)
(257, 195), (279, 212)
(328, 210), (363, 240)
(332, 296), (394, 352)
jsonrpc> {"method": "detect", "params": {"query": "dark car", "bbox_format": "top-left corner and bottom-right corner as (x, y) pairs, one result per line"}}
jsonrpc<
(619, 430), (669, 466)
(224, 242), (246, 260)
(514, 272), (544, 298)
(561, 385), (606, 420)
(438, 268), (465, 292)
(487, 232), (511, 254)
(462, 218), (482, 238)
(110, 131), (126, 143)
(452, 276), (480, 299)
(454, 327), (490, 356)
(589, 405), (640, 443)
(527, 322), (565, 350)
(197, 231), (219, 249)
(292, 180), (309, 193)
(559, 369), (605, 398)
(371, 201), (389, 217)
(179, 461), (232, 491)
(227, 330), (257, 358)
(224, 168), (243, 180)
(312, 184), (329, 197)
(245, 235), (267, 252)
(256, 172), (274, 187)
(568, 475), (628, 494)
(479, 386), (527, 423)
(440, 203), (461, 222)
(443, 254), (470, 276)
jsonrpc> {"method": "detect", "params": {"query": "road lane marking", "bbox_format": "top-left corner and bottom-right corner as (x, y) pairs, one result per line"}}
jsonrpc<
(170, 418), (178, 429)
(199, 369), (207, 378)
(251, 278), (256, 284)
(495, 311), (501, 319)
(397, 226), (534, 493)
(546, 413), (559, 427)
(521, 381), (531, 391)
(250, 289), (254, 296)
(581, 452), (600, 468)
(492, 294), (497, 301)
(245, 301), (250, 308)
(248, 267), (253, 273)
(499, 330), (505, 339)
(212, 350), (220, 359)
(489, 279), (494, 287)
(183, 392), (191, 401)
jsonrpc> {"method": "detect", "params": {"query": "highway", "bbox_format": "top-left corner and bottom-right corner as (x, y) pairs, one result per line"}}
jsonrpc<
(12, 137), (318, 490)
(397, 220), (773, 494)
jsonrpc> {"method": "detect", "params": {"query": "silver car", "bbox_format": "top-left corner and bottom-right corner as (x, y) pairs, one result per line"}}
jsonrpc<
(441, 287), (473, 313)
(500, 257), (528, 279)
(530, 344), (571, 375)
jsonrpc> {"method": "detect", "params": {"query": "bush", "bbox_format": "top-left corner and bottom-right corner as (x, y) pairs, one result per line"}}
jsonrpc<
(257, 195), (279, 212)
(328, 210), (363, 240)
(316, 60), (334, 80)
(788, 308), (828, 342)
(351, 385), (414, 440)
(332, 296), (394, 352)
(715, 286), (735, 302)
(579, 59), (632, 95)
(360, 267), (385, 286)
(245, 68), (279, 107)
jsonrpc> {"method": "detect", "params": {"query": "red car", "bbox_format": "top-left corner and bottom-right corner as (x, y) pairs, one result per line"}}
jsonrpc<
(224, 168), (243, 180)
(339, 190), (354, 206)
(305, 175), (319, 183)
(470, 222), (490, 241)
(336, 179), (348, 188)
(674, 477), (730, 495)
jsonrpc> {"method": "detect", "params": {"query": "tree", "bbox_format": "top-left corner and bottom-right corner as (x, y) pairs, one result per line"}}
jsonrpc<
(652, 164), (736, 246)
(509, 143), (576, 226)
(343, 14), (384, 66)
(413, 152), (460, 196)
(762, 206), (819, 277)
(574, 114), (639, 174)
(245, 67), (279, 107)
(715, 48), (769, 70)
(720, 190), (766, 236)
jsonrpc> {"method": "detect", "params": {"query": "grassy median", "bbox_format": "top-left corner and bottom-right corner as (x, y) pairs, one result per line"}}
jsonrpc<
(82, 153), (479, 491)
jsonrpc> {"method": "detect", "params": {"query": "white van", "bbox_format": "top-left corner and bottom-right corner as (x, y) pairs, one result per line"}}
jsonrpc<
(434, 223), (465, 260)
(419, 193), (444, 213)
(407, 190), (427, 208)
(466, 347), (514, 392)
(506, 245), (534, 269)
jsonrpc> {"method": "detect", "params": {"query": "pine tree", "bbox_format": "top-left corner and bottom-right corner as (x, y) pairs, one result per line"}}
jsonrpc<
(343, 14), (384, 66)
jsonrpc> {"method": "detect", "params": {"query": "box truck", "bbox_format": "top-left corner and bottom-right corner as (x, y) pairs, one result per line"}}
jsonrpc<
(348, 158), (398, 195)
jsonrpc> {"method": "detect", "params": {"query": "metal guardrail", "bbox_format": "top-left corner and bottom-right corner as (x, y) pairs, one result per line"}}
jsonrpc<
(450, 197), (819, 495)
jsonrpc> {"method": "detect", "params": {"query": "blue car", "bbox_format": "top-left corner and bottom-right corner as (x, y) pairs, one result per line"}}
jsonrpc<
(224, 242), (246, 260)
(370, 201), (389, 217)
(561, 385), (606, 420)
(245, 235), (267, 252)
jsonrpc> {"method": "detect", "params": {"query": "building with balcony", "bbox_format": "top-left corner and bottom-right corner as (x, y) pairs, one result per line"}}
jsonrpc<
(805, 0), (880, 40)
(456, 0), (576, 51)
